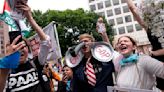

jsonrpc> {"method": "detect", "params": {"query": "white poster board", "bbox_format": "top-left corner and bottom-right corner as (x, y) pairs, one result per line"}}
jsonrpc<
(107, 86), (155, 92)
(28, 21), (62, 62)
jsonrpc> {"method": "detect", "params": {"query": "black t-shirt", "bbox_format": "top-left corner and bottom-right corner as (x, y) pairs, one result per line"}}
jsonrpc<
(5, 60), (51, 92)
(147, 31), (164, 62)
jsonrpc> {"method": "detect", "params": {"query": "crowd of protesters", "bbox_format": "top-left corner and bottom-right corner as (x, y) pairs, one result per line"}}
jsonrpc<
(0, 0), (164, 92)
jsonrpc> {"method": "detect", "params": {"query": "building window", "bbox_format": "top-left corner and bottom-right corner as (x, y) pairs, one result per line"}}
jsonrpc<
(123, 5), (129, 13)
(97, 2), (104, 9)
(118, 27), (125, 34)
(105, 0), (111, 8)
(125, 15), (132, 22)
(121, 0), (126, 3)
(112, 0), (119, 5)
(113, 28), (117, 35)
(135, 24), (142, 31)
(89, 0), (94, 3)
(97, 11), (105, 17)
(133, 16), (136, 21)
(1, 41), (3, 44)
(108, 19), (115, 25)
(90, 5), (96, 11)
(116, 17), (123, 24)
(114, 8), (121, 15)
(107, 9), (113, 17)
(127, 25), (134, 33)
(1, 46), (4, 49)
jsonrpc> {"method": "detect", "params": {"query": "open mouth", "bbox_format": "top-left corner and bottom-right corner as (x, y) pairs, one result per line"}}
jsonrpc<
(82, 45), (87, 50)
(21, 53), (24, 56)
(119, 45), (128, 52)
(20, 51), (25, 57)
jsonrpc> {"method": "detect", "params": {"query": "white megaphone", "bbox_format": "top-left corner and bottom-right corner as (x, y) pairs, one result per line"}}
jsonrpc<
(65, 42), (85, 68)
(65, 42), (114, 67)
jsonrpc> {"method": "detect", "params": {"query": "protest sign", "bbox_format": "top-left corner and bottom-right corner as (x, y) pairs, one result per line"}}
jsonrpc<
(28, 21), (62, 62)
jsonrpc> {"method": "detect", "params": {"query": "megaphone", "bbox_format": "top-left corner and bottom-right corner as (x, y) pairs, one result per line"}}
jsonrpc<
(65, 42), (114, 67)
(65, 42), (85, 68)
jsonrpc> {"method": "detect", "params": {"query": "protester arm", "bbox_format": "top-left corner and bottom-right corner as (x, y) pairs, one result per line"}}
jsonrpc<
(150, 49), (164, 56)
(25, 5), (51, 65)
(21, 3), (47, 41)
(0, 35), (24, 91)
(48, 64), (61, 81)
(96, 23), (110, 43)
(16, 2), (52, 65)
(0, 69), (10, 92)
(141, 55), (164, 78)
(126, 0), (147, 30)
(38, 35), (51, 65)
(101, 32), (110, 43)
(16, 1), (47, 41)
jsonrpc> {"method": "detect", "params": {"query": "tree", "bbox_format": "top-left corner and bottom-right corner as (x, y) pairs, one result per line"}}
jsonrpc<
(31, 8), (114, 55)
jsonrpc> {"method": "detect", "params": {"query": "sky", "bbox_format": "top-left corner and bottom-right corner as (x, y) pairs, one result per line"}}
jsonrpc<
(28, 0), (90, 12)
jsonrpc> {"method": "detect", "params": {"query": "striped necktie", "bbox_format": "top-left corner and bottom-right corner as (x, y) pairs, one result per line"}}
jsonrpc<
(85, 57), (96, 86)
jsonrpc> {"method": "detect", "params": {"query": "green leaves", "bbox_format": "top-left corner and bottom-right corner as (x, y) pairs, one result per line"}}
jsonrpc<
(31, 8), (113, 55)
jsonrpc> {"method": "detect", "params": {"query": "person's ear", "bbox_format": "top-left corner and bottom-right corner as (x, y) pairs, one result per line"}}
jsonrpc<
(132, 45), (137, 51)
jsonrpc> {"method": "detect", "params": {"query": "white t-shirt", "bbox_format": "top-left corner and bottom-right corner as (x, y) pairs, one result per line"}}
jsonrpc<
(116, 55), (164, 90)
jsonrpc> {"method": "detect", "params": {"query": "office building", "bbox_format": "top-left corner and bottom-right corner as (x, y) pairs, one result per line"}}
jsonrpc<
(0, 21), (9, 57)
(89, 0), (151, 54)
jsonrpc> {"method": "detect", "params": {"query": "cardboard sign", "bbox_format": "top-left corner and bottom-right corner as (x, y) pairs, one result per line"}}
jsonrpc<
(28, 21), (62, 61)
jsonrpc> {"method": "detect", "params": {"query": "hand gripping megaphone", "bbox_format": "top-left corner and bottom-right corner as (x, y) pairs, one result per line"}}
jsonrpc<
(65, 42), (114, 68)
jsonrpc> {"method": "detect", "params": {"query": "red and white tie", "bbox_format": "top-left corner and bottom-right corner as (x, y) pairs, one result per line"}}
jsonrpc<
(85, 57), (96, 86)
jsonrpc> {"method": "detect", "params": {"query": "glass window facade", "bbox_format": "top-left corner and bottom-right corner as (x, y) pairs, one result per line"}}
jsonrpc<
(127, 25), (134, 33)
(98, 11), (105, 17)
(123, 5), (129, 13)
(105, 0), (111, 8)
(112, 0), (119, 5)
(90, 5), (96, 11)
(89, 0), (95, 3)
(135, 24), (142, 31)
(125, 15), (132, 22)
(108, 19), (115, 25)
(116, 17), (123, 24)
(121, 0), (126, 3)
(114, 8), (121, 15)
(118, 27), (125, 34)
(97, 2), (104, 9)
(107, 9), (113, 17)
(113, 28), (117, 35)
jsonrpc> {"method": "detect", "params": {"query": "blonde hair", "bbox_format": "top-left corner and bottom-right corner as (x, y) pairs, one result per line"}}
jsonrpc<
(78, 33), (95, 42)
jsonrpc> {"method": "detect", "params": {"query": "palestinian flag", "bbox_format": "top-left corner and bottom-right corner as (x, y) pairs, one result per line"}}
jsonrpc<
(0, 0), (17, 29)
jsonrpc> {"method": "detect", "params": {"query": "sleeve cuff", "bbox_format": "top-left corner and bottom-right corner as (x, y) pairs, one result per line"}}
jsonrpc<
(40, 35), (51, 47)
